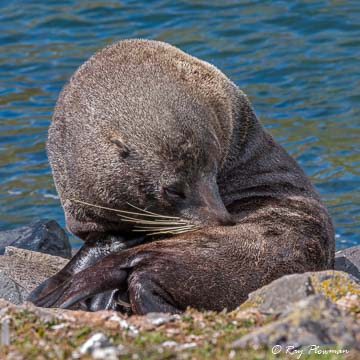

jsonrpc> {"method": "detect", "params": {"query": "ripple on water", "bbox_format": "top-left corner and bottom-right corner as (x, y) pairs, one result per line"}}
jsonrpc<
(0, 0), (359, 248)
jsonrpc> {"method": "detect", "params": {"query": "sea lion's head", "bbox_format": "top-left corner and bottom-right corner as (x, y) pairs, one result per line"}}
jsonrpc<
(106, 86), (235, 233)
(53, 39), (238, 237)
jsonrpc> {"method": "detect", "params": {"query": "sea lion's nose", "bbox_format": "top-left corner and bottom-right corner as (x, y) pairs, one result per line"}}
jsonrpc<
(197, 204), (236, 227)
(196, 179), (236, 227)
(200, 205), (236, 226)
(216, 213), (236, 226)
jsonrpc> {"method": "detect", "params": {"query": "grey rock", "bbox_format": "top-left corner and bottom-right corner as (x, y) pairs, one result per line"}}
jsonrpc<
(243, 272), (314, 314)
(335, 245), (360, 280)
(0, 219), (71, 259)
(145, 312), (179, 326)
(92, 346), (126, 360)
(77, 332), (110, 354)
(0, 270), (27, 305)
(232, 294), (360, 349)
(74, 332), (127, 360)
(72, 247), (80, 257)
(0, 316), (10, 346)
(0, 247), (68, 302)
(241, 270), (360, 315)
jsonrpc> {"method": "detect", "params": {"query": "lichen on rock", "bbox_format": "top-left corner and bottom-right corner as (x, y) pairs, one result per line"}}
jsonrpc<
(240, 270), (360, 315)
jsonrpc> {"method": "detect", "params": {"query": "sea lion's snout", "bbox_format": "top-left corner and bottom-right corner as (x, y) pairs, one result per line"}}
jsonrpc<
(192, 179), (235, 227)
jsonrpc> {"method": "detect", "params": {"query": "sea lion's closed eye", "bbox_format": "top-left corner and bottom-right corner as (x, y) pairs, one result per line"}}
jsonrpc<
(110, 137), (130, 158)
(163, 186), (186, 200)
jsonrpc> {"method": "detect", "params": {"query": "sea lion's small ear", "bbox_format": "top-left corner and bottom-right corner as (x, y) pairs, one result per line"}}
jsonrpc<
(110, 137), (130, 158)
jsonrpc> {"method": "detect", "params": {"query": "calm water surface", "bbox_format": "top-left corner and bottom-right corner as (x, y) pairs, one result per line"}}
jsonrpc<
(1, 0), (359, 248)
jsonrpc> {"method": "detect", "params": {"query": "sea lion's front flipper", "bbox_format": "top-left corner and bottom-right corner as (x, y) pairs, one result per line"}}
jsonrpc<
(33, 263), (127, 310)
(128, 271), (182, 314)
(27, 267), (72, 305)
(27, 242), (106, 304)
(31, 248), (183, 314)
(84, 289), (121, 311)
(28, 234), (137, 305)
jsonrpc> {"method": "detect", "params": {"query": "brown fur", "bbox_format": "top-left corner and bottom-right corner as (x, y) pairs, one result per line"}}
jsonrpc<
(34, 39), (334, 313)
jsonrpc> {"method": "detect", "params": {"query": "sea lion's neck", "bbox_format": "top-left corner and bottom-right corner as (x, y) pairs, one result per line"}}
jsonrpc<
(219, 107), (320, 204)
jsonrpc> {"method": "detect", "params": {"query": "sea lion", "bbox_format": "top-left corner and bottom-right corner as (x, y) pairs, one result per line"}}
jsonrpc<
(29, 39), (334, 313)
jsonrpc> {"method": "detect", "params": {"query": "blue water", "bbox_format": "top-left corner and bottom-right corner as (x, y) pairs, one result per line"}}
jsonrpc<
(0, 1), (359, 249)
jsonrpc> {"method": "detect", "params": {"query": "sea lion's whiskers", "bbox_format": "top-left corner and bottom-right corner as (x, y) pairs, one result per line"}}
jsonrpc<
(133, 225), (200, 235)
(133, 225), (195, 232)
(120, 217), (188, 226)
(70, 199), (182, 220)
(70, 198), (195, 230)
(116, 213), (188, 226)
(169, 225), (201, 233)
(116, 210), (178, 219)
(146, 226), (201, 236)
(116, 212), (187, 224)
(126, 202), (181, 219)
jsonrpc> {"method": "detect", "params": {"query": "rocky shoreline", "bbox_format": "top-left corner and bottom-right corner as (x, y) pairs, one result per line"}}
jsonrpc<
(1, 220), (359, 359)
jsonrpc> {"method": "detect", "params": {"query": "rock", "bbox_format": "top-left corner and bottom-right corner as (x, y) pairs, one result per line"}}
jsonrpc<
(92, 346), (126, 360)
(126, 312), (181, 332)
(0, 219), (72, 259)
(77, 333), (110, 354)
(108, 313), (139, 336)
(335, 245), (360, 280)
(0, 316), (10, 346)
(0, 271), (27, 305)
(74, 332), (126, 359)
(0, 247), (68, 302)
(309, 270), (360, 302)
(232, 294), (360, 349)
(336, 293), (360, 313)
(145, 312), (179, 327)
(240, 272), (314, 314)
(162, 340), (198, 351)
(240, 270), (360, 314)
(72, 247), (80, 257)
(233, 270), (360, 350)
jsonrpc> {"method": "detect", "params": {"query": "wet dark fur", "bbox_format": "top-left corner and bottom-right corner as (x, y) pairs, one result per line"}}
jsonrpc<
(29, 39), (334, 313)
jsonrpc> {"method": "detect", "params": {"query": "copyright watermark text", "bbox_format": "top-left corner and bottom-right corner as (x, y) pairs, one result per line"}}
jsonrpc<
(271, 345), (350, 358)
